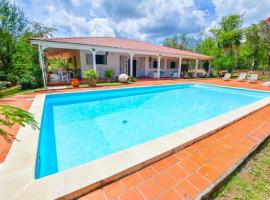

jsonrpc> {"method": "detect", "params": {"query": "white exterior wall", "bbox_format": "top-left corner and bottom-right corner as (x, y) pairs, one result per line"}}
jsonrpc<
(80, 50), (121, 78)
(144, 56), (156, 76)
(166, 58), (179, 72)
(79, 50), (182, 78)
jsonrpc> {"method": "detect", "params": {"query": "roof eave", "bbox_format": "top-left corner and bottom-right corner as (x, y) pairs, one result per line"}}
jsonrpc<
(30, 38), (214, 61)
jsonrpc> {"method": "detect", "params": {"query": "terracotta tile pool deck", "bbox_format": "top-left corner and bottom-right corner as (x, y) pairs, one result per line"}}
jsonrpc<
(1, 78), (270, 199)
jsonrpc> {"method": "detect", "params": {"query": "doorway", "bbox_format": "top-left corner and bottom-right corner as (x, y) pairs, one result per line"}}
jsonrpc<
(128, 59), (137, 77)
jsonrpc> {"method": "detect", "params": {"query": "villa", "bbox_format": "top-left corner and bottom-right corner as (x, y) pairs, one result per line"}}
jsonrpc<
(30, 37), (213, 86)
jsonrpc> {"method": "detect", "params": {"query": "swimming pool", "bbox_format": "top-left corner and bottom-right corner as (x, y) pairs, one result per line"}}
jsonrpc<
(36, 83), (270, 178)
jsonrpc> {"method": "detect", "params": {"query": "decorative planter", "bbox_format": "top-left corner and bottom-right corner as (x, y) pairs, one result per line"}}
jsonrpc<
(106, 78), (112, 83)
(88, 79), (97, 87)
(71, 78), (80, 87)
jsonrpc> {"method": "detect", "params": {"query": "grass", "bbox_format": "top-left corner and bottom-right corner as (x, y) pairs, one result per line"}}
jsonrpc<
(0, 86), (42, 99)
(259, 75), (270, 81)
(97, 82), (123, 86)
(0, 82), (125, 98)
(209, 137), (270, 200)
(67, 82), (124, 89)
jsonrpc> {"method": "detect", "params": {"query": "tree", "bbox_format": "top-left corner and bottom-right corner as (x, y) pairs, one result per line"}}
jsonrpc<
(0, 0), (54, 88)
(244, 24), (261, 70)
(179, 33), (188, 50)
(0, 28), (14, 79)
(29, 21), (56, 38)
(197, 37), (222, 71)
(11, 33), (43, 88)
(259, 20), (270, 70)
(0, 0), (27, 37)
(163, 35), (179, 49)
(211, 15), (243, 71)
(0, 105), (38, 142)
(163, 33), (198, 51)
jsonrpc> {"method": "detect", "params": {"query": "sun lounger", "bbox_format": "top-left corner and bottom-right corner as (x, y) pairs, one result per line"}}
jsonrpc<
(248, 74), (259, 83)
(222, 73), (231, 81)
(236, 73), (247, 81)
(262, 81), (270, 86)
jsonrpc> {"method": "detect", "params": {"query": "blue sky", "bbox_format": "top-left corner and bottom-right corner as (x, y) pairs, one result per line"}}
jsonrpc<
(11, 0), (270, 44)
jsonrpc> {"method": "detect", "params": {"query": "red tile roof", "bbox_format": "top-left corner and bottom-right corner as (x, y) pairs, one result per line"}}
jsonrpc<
(31, 37), (213, 60)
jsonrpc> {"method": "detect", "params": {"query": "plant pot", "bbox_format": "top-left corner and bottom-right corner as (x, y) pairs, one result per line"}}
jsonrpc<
(71, 78), (80, 87)
(88, 79), (97, 87)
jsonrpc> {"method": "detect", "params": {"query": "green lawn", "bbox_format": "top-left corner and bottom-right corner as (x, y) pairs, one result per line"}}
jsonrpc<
(0, 86), (42, 99)
(0, 82), (125, 98)
(67, 82), (123, 89)
(210, 137), (270, 200)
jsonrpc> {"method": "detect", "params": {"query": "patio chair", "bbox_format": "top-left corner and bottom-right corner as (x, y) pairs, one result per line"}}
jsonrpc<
(222, 73), (231, 81)
(262, 81), (270, 87)
(148, 71), (159, 78)
(49, 74), (59, 82)
(247, 74), (259, 83)
(236, 73), (247, 81)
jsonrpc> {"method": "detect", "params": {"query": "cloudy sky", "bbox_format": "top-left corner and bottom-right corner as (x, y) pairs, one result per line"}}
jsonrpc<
(11, 0), (270, 44)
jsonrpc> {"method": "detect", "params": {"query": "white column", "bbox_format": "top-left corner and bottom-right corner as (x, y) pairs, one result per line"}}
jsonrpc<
(207, 61), (211, 77)
(38, 44), (47, 89)
(195, 59), (199, 78)
(164, 57), (167, 70)
(145, 56), (149, 77)
(157, 55), (161, 79)
(178, 57), (182, 78)
(130, 53), (134, 76)
(92, 51), (97, 72)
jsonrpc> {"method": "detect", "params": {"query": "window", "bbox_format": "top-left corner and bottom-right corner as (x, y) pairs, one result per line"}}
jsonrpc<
(96, 55), (107, 65)
(153, 60), (158, 68)
(85, 54), (107, 65)
(167, 60), (176, 69)
(170, 61), (176, 69)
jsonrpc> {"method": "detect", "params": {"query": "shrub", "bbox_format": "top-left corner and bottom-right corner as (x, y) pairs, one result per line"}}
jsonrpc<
(0, 105), (39, 142)
(130, 76), (137, 82)
(104, 69), (113, 79)
(0, 81), (12, 89)
(0, 85), (21, 98)
(83, 69), (99, 86)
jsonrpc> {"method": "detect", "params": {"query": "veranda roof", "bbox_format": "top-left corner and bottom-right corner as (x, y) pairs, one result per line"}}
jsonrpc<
(31, 37), (214, 61)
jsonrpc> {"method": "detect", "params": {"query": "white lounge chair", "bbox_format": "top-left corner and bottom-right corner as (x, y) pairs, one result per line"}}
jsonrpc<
(248, 74), (259, 83)
(236, 73), (247, 81)
(262, 81), (270, 87)
(222, 73), (231, 81)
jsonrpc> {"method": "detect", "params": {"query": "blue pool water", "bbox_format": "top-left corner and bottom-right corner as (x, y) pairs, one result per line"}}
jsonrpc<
(36, 83), (270, 178)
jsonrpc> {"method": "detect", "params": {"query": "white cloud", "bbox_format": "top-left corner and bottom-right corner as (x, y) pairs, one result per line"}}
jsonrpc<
(103, 0), (208, 41)
(44, 5), (115, 37)
(8, 0), (270, 44)
(211, 0), (270, 26)
(71, 0), (81, 7)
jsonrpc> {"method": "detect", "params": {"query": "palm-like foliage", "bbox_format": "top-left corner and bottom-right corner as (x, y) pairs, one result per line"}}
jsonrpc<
(0, 105), (38, 142)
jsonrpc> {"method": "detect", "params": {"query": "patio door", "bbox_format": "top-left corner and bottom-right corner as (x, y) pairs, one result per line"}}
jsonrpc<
(128, 59), (137, 77)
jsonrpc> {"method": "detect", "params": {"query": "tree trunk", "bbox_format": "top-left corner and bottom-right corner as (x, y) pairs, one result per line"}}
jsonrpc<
(235, 46), (239, 69)
(268, 46), (270, 71)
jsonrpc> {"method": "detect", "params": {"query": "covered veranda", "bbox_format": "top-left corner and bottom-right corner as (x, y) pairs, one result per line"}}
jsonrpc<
(30, 37), (214, 88)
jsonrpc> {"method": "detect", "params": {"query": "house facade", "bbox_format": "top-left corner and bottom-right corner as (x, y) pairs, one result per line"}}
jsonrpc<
(30, 37), (214, 87)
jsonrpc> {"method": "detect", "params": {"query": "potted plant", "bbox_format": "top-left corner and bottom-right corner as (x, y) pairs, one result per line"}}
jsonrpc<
(71, 71), (80, 87)
(130, 76), (137, 82)
(83, 69), (99, 87)
(104, 69), (113, 82)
